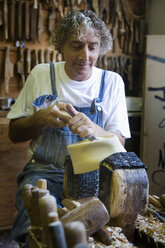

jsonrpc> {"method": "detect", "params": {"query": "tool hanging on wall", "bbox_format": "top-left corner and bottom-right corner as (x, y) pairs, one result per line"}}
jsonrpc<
(25, 0), (30, 40)
(52, 50), (57, 63)
(40, 48), (45, 63)
(99, 0), (106, 21)
(37, 3), (43, 41)
(45, 48), (51, 63)
(4, 0), (8, 40)
(49, 4), (56, 36)
(26, 47), (31, 76)
(4, 46), (14, 94)
(10, 0), (15, 41)
(17, 46), (25, 88)
(0, 2), (3, 26)
(18, 0), (22, 40)
(31, 0), (38, 41)
(35, 49), (39, 65)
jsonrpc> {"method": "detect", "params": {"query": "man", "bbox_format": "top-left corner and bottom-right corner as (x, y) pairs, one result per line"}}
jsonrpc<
(7, 10), (130, 247)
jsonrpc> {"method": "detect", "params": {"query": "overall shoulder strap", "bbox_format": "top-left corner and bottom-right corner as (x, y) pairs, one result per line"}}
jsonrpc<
(90, 70), (106, 114)
(98, 70), (106, 102)
(50, 62), (57, 96)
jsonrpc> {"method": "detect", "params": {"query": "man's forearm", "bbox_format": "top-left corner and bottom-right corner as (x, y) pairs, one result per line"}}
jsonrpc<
(9, 114), (45, 143)
(8, 104), (72, 143)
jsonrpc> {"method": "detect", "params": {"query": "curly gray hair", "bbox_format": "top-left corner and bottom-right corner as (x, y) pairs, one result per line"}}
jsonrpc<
(50, 10), (112, 55)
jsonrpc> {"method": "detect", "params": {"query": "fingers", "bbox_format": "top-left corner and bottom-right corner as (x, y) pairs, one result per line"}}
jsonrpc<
(51, 102), (72, 124)
(49, 102), (95, 137)
(66, 103), (78, 117)
(68, 112), (94, 138)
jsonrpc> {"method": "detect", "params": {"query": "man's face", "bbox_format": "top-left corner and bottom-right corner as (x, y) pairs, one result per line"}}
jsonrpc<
(62, 28), (101, 81)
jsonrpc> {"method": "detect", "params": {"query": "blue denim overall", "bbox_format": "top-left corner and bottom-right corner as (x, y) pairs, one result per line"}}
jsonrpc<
(12, 63), (106, 245)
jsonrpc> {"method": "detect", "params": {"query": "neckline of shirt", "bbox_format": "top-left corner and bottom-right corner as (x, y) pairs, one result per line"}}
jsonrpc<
(57, 62), (99, 87)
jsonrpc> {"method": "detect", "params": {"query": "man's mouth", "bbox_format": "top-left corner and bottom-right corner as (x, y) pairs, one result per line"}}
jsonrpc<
(77, 63), (89, 67)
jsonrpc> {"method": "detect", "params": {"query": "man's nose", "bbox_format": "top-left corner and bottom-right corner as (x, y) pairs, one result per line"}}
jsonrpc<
(79, 47), (89, 60)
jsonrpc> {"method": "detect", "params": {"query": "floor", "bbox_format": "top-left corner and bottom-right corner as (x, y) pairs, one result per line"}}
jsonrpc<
(0, 230), (19, 248)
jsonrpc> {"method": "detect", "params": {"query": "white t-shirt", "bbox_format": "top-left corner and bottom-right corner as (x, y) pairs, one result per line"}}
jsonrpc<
(7, 62), (131, 156)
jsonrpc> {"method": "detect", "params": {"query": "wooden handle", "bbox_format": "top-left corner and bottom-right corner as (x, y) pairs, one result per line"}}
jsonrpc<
(64, 221), (87, 248)
(149, 195), (162, 208)
(21, 184), (33, 224)
(37, 179), (47, 190)
(62, 199), (81, 210)
(31, 187), (41, 226)
(49, 221), (67, 248)
(160, 194), (165, 207)
(48, 211), (59, 223)
(39, 195), (58, 247)
(93, 227), (112, 245)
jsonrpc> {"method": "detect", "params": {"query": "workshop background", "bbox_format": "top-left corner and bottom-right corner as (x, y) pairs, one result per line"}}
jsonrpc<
(0, 0), (164, 233)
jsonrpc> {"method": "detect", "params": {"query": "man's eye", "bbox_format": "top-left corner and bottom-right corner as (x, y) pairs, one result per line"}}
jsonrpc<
(89, 46), (98, 51)
(71, 45), (82, 50)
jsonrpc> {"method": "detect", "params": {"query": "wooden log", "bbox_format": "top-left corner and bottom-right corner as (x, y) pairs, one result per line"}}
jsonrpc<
(99, 152), (149, 241)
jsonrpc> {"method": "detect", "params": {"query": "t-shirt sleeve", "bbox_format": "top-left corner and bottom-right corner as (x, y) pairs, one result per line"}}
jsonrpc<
(103, 73), (131, 139)
(7, 69), (37, 120)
